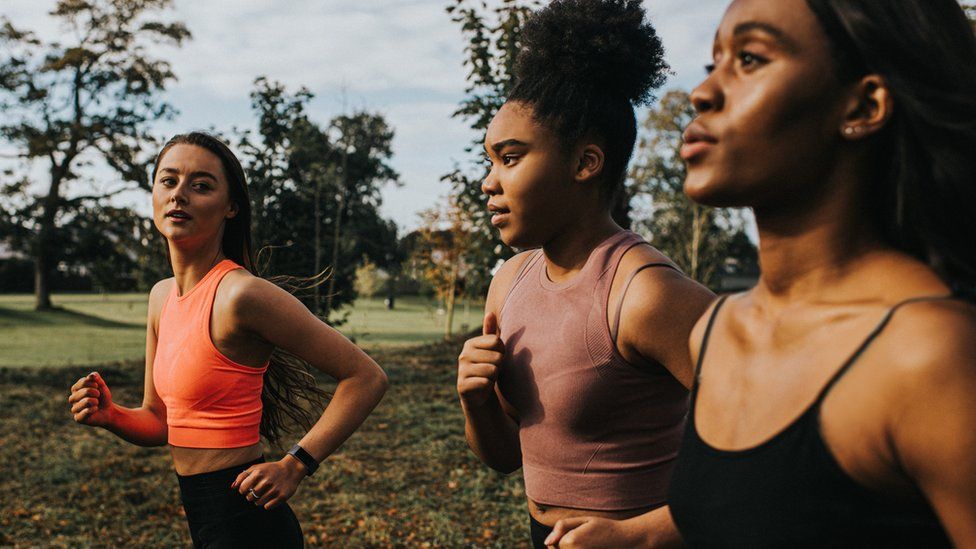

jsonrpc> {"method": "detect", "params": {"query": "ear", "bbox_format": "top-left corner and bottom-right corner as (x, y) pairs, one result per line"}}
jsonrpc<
(226, 201), (239, 220)
(574, 143), (605, 184)
(840, 74), (893, 140)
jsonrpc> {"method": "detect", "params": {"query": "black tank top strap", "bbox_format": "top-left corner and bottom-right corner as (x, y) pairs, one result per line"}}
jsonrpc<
(812, 294), (957, 406)
(694, 294), (731, 382)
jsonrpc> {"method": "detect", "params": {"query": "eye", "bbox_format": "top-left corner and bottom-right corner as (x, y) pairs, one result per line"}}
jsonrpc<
(157, 177), (177, 187)
(704, 63), (716, 74)
(192, 180), (212, 191)
(502, 154), (519, 166)
(737, 51), (766, 69)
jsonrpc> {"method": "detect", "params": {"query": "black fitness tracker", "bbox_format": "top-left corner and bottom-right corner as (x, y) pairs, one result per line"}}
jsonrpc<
(287, 444), (319, 476)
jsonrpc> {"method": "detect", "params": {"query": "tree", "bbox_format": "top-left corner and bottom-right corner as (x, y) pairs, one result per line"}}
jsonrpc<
(411, 196), (474, 339)
(630, 90), (756, 289)
(0, 0), (190, 309)
(236, 78), (400, 320)
(966, 3), (976, 31)
(444, 0), (539, 298)
(353, 256), (385, 300)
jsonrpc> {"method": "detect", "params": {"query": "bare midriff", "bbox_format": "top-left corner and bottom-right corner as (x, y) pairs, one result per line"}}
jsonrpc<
(529, 498), (658, 527)
(170, 443), (264, 476)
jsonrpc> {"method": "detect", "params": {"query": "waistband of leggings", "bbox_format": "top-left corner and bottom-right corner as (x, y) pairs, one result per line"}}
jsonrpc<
(177, 456), (265, 490)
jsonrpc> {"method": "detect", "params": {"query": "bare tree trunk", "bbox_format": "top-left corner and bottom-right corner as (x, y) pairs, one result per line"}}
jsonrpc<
(444, 255), (459, 340)
(324, 141), (349, 320)
(34, 169), (65, 311)
(313, 174), (322, 316)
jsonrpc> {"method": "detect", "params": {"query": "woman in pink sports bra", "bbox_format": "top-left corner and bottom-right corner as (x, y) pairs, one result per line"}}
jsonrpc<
(454, 1), (714, 547)
(67, 132), (389, 547)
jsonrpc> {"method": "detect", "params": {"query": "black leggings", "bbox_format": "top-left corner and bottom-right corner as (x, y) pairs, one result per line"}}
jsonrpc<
(531, 515), (554, 549)
(177, 457), (303, 548)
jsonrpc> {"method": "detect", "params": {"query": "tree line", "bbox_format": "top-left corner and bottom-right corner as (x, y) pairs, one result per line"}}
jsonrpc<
(8, 1), (968, 334)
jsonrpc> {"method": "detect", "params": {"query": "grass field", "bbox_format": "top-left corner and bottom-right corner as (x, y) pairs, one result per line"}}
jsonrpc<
(0, 294), (485, 368)
(0, 340), (530, 547)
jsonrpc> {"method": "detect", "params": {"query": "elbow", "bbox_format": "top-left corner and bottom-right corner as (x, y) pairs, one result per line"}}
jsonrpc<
(369, 366), (389, 399)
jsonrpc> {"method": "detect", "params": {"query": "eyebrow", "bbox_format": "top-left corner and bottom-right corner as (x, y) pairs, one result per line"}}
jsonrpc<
(158, 167), (218, 181)
(488, 139), (530, 154)
(731, 21), (798, 51)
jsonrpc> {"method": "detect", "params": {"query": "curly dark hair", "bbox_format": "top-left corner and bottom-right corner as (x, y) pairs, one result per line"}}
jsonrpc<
(508, 0), (669, 200)
(805, 0), (976, 298)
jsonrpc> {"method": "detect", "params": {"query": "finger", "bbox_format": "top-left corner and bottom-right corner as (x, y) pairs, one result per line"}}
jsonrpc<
(92, 372), (111, 394)
(483, 312), (498, 336)
(263, 495), (284, 510)
(465, 349), (504, 366)
(71, 397), (98, 414)
(254, 485), (276, 507)
(74, 407), (94, 423)
(545, 517), (588, 546)
(70, 376), (97, 393)
(471, 334), (504, 352)
(68, 388), (100, 405)
(231, 469), (250, 489)
(458, 377), (492, 396)
(461, 363), (499, 381)
(237, 470), (258, 495)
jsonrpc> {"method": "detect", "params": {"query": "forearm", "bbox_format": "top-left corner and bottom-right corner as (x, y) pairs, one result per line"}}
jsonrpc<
(462, 396), (522, 473)
(626, 505), (685, 548)
(296, 370), (388, 462)
(104, 405), (168, 447)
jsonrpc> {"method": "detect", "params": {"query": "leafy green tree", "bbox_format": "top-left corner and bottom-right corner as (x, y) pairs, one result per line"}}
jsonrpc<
(236, 78), (400, 320)
(444, 0), (539, 297)
(0, 0), (190, 309)
(630, 90), (756, 288)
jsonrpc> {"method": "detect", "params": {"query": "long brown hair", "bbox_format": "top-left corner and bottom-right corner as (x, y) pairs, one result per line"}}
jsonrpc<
(152, 131), (329, 447)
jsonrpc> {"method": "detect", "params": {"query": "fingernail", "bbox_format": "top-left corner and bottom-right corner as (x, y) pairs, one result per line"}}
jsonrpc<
(544, 534), (554, 545)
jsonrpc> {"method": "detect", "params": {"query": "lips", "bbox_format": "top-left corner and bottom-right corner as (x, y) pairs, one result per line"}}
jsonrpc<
(165, 209), (192, 221)
(680, 122), (718, 161)
(487, 202), (510, 227)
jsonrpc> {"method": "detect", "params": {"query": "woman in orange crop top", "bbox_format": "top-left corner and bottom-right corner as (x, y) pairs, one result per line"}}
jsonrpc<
(455, 1), (715, 547)
(66, 132), (389, 547)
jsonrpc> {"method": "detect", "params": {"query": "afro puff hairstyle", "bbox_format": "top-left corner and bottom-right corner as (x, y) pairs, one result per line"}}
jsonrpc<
(508, 0), (668, 198)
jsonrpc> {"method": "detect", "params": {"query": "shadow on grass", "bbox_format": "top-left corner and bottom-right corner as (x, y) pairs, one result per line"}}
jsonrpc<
(0, 305), (143, 329)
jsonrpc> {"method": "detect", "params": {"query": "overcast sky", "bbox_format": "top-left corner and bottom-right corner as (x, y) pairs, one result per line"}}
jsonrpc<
(3, 0), (731, 232)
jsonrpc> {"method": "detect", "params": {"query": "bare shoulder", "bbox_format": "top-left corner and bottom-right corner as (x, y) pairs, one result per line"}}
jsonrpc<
(688, 291), (742, 366)
(147, 277), (175, 317)
(882, 298), (976, 385)
(616, 243), (713, 325)
(218, 269), (295, 315)
(485, 250), (539, 314)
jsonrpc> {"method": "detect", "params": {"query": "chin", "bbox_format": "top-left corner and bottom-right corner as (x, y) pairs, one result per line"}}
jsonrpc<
(684, 170), (740, 208)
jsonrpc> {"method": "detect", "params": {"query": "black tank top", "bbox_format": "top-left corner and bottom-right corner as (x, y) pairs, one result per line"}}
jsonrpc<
(668, 295), (952, 548)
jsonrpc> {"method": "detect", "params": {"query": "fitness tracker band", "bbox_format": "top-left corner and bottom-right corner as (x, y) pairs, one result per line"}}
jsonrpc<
(287, 444), (319, 476)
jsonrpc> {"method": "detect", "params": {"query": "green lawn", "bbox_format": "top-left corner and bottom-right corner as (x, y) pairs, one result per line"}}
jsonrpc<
(0, 294), (484, 368)
(0, 341), (529, 547)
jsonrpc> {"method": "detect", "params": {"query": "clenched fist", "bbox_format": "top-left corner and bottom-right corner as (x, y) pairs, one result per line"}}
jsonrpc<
(457, 312), (506, 408)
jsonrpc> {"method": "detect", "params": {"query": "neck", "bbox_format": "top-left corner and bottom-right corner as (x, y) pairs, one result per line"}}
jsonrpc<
(752, 170), (882, 305)
(168, 239), (226, 296)
(541, 210), (621, 281)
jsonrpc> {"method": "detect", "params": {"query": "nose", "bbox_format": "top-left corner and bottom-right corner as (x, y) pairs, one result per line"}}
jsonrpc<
(690, 72), (723, 114)
(482, 166), (500, 196)
(170, 181), (189, 205)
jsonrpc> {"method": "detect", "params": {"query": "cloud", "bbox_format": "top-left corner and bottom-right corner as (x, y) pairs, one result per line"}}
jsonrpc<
(3, 0), (732, 231)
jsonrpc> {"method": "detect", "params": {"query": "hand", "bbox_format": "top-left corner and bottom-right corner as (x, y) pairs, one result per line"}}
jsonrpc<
(68, 371), (115, 427)
(231, 456), (306, 510)
(545, 516), (642, 548)
(457, 312), (506, 408)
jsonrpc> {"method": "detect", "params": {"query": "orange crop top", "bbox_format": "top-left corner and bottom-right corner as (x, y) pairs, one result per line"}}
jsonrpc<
(152, 259), (268, 448)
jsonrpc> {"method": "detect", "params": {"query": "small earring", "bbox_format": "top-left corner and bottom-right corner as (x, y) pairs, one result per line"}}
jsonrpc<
(843, 126), (855, 135)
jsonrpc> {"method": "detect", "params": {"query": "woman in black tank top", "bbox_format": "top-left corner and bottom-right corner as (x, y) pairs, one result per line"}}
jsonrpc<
(545, 0), (976, 546)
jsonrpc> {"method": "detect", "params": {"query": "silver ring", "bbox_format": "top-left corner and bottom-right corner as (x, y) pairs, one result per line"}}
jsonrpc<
(248, 488), (258, 498)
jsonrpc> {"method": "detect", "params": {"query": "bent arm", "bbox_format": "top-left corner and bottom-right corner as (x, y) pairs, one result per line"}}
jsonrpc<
(101, 281), (170, 446)
(238, 279), (388, 467)
(462, 384), (522, 473)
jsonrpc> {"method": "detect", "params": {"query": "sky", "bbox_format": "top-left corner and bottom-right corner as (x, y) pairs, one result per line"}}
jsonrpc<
(2, 0), (731, 233)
